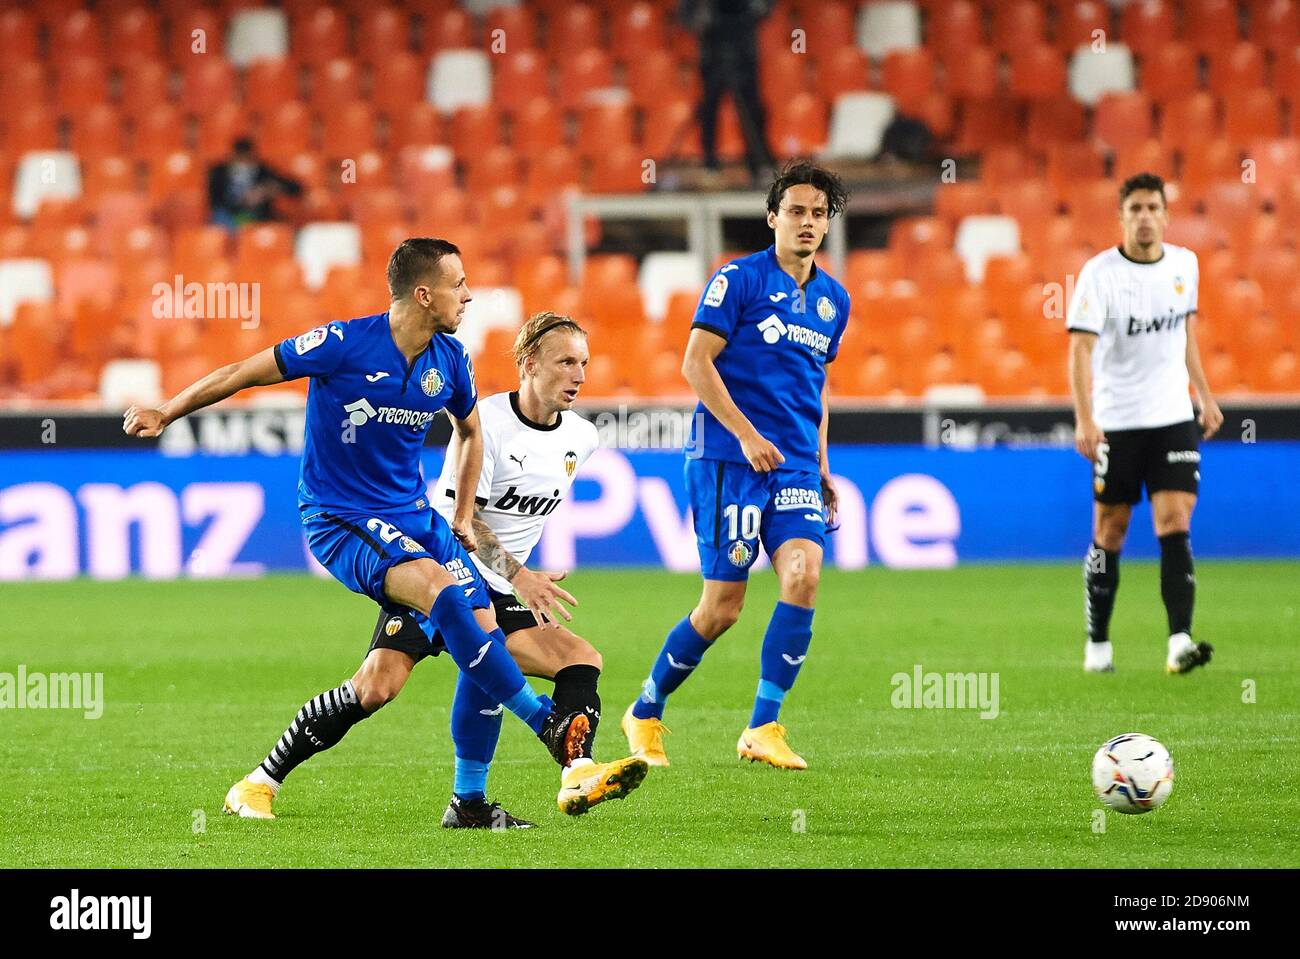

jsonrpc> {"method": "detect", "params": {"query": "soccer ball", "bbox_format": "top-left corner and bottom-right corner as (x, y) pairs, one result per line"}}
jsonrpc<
(1091, 733), (1175, 814)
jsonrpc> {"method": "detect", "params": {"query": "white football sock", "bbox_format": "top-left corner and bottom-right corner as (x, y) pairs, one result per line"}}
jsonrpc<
(1168, 632), (1195, 656)
(247, 767), (281, 794)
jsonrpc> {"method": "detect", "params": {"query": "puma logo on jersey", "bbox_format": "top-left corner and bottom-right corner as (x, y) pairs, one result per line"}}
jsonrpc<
(509, 454), (527, 468)
(365, 371), (390, 382)
(468, 641), (491, 667)
(782, 654), (807, 666)
(666, 653), (695, 671)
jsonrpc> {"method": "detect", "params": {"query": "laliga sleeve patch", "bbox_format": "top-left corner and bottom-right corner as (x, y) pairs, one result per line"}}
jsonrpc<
(295, 327), (328, 355)
(703, 274), (729, 307)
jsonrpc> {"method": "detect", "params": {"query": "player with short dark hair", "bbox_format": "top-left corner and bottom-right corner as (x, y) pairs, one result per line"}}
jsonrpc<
(622, 160), (851, 769)
(1067, 173), (1223, 674)
(124, 239), (597, 824)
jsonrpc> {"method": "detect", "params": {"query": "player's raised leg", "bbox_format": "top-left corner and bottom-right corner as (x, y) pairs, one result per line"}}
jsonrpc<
(223, 648), (412, 819)
(624, 578), (746, 766)
(1152, 490), (1212, 673)
(1084, 500), (1130, 673)
(737, 537), (820, 770)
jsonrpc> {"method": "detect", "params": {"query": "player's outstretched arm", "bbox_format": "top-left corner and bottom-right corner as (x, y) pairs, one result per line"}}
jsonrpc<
(1068, 331), (1106, 461)
(1184, 315), (1223, 439)
(447, 406), (483, 552)
(470, 514), (577, 629)
(682, 327), (785, 472)
(122, 347), (285, 437)
(818, 376), (838, 525)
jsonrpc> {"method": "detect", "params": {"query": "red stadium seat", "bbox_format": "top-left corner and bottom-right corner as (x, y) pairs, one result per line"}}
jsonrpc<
(1159, 92), (1218, 152)
(1010, 44), (1066, 100)
(799, 1), (855, 47)
(371, 52), (427, 120)
(576, 101), (636, 161)
(1183, 0), (1241, 53)
(642, 97), (702, 160)
(1, 61), (46, 107)
(70, 104), (127, 162)
(1114, 138), (1174, 182)
(387, 102), (444, 153)
(934, 182), (996, 226)
(992, 0), (1047, 54)
(5, 109), (58, 154)
(954, 100), (1021, 153)
(1027, 99), (1087, 150)
(182, 55), (237, 115)
(1222, 89), (1281, 144)
(83, 155), (139, 197)
(118, 60), (172, 119)
(258, 101), (312, 166)
(1139, 43), (1198, 102)
(980, 145), (1041, 184)
(107, 7), (163, 67)
(483, 5), (539, 53)
(134, 106), (187, 163)
(196, 102), (251, 162)
(309, 58), (360, 113)
(419, 8), (475, 56)
(1178, 138), (1240, 199)
(888, 216), (953, 260)
(465, 144), (522, 195)
(557, 47), (614, 110)
(0, 9), (39, 61)
(759, 50), (811, 106)
(928, 0), (984, 60)
(524, 145), (581, 215)
(1248, 0), (1300, 52)
(1120, 0), (1176, 57)
(881, 49), (935, 109)
(942, 45), (999, 100)
(167, 7), (222, 65)
(1207, 42), (1265, 93)
(625, 48), (678, 109)
(610, 2), (665, 63)
(357, 5), (411, 64)
(1056, 0), (1111, 53)
(319, 102), (378, 158)
(243, 59), (300, 116)
(1093, 92), (1154, 152)
(1247, 138), (1300, 206)
(588, 144), (652, 194)
(50, 9), (105, 61)
(769, 91), (829, 156)
(813, 45), (870, 102)
(510, 97), (562, 155)
(292, 6), (349, 66)
(56, 57), (109, 114)
(1046, 142), (1106, 196)
(449, 103), (504, 157)
(493, 49), (548, 114)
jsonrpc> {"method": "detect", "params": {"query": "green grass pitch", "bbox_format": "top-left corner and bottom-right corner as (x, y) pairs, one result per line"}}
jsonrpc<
(3, 562), (1298, 868)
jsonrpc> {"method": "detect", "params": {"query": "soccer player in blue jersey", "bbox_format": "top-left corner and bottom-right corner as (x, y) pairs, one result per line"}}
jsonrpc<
(622, 161), (850, 769)
(123, 239), (595, 824)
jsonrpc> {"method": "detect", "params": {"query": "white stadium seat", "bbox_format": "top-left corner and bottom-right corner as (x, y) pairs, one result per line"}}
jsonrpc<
(461, 0), (520, 15)
(1069, 44), (1135, 105)
(11, 151), (81, 220)
(857, 1), (921, 60)
(0, 258), (54, 326)
(294, 223), (362, 291)
(823, 92), (896, 159)
(427, 50), (493, 115)
(458, 286), (524, 357)
(638, 252), (705, 323)
(954, 216), (1021, 283)
(225, 8), (289, 67)
(99, 359), (163, 408)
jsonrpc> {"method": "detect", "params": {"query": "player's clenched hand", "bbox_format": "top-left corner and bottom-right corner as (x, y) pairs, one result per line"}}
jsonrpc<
(1198, 398), (1223, 439)
(1075, 419), (1107, 462)
(740, 429), (785, 473)
(820, 471), (839, 527)
(123, 406), (167, 437)
(510, 567), (577, 629)
(451, 517), (477, 553)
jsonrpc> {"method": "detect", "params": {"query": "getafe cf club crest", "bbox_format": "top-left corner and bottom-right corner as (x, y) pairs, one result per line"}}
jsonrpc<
(564, 450), (577, 478)
(1174, 276), (1185, 295)
(421, 368), (444, 397)
(399, 536), (424, 554)
(728, 540), (754, 567)
(384, 616), (403, 637)
(816, 296), (836, 321)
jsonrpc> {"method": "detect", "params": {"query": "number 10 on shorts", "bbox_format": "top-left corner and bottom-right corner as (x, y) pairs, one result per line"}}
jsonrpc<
(724, 503), (761, 540)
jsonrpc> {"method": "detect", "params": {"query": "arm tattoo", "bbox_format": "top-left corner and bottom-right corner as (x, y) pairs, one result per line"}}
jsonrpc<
(471, 514), (522, 581)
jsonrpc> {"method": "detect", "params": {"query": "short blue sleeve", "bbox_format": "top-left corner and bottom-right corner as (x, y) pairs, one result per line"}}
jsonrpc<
(445, 344), (477, 420)
(691, 263), (750, 341)
(827, 291), (851, 364)
(275, 323), (347, 380)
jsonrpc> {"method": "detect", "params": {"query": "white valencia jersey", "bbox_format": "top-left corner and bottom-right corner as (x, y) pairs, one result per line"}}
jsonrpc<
(1066, 244), (1198, 431)
(434, 391), (599, 595)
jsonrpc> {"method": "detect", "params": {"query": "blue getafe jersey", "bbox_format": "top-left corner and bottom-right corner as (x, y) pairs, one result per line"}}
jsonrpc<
(274, 312), (477, 512)
(687, 245), (850, 473)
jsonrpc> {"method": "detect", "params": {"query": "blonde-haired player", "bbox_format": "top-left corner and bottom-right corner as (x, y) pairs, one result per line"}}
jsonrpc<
(225, 313), (647, 827)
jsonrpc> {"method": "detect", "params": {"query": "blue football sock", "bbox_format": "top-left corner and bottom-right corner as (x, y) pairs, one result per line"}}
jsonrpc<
(450, 670), (502, 801)
(750, 601), (814, 728)
(632, 615), (712, 720)
(431, 591), (547, 731)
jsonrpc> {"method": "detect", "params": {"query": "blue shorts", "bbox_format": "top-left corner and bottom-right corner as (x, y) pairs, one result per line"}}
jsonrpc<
(685, 458), (827, 582)
(302, 504), (491, 614)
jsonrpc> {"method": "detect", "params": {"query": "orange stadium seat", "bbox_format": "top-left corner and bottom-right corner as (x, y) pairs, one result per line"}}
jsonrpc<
(589, 143), (651, 193)
(942, 45), (999, 100)
(319, 101), (377, 157)
(625, 49), (684, 110)
(511, 96), (562, 154)
(1248, 0), (1299, 51)
(292, 6), (349, 65)
(6, 108), (59, 154)
(107, 7), (163, 67)
(611, 2), (665, 63)
(1139, 43), (1198, 102)
(1178, 137), (1239, 200)
(881, 49), (935, 108)
(483, 5), (540, 53)
(1159, 92), (1217, 152)
(465, 144), (522, 194)
(243, 59), (300, 116)
(182, 55), (238, 115)
(760, 50), (811, 106)
(1046, 142), (1106, 194)
(69, 104), (126, 162)
(1162, 213), (1217, 251)
(1093, 91), (1154, 152)
(642, 97), (702, 161)
(995, 178), (1059, 232)
(909, 91), (955, 141)
(934, 182), (996, 226)
(371, 52), (427, 120)
(83, 155), (139, 197)
(813, 45), (871, 102)
(1207, 41), (1265, 93)
(1114, 137), (1174, 180)
(1, 60), (46, 108)
(56, 57), (109, 114)
(309, 58), (361, 113)
(912, 248), (968, 293)
(954, 100), (1021, 154)
(845, 250), (901, 288)
(0, 9), (39, 61)
(196, 102), (251, 161)
(1222, 89), (1280, 143)
(165, 7), (223, 65)
(1027, 99), (1087, 150)
(980, 144), (1040, 184)
(522, 143), (579, 214)
(388, 102), (444, 152)
(419, 8), (475, 56)
(992, 0), (1047, 54)
(576, 101), (636, 161)
(1183, 0), (1241, 53)
(1120, 0), (1176, 57)
(493, 49), (548, 114)
(255, 102), (311, 166)
(928, 0), (985, 60)
(11, 303), (65, 386)
(147, 150), (202, 203)
(889, 216), (953, 260)
(357, 6), (411, 64)
(1010, 44), (1066, 100)
(768, 92), (828, 156)
(450, 103), (504, 157)
(91, 191), (153, 254)
(118, 60), (172, 119)
(1247, 138), (1300, 206)
(1057, 0), (1111, 52)
(50, 9), (104, 61)
(557, 47), (614, 110)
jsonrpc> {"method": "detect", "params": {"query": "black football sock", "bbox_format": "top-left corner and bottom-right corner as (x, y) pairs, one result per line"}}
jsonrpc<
(551, 665), (601, 759)
(259, 680), (370, 783)
(1159, 531), (1195, 636)
(1084, 542), (1120, 643)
